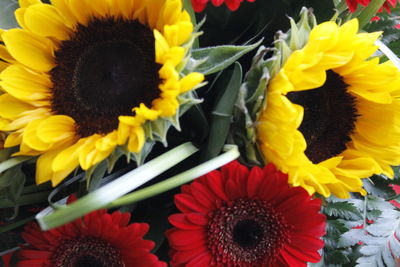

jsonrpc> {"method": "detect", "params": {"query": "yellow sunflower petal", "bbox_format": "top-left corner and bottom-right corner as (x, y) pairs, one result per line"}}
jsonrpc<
(2, 29), (55, 72)
(24, 4), (72, 40)
(127, 126), (145, 153)
(4, 131), (23, 147)
(52, 138), (87, 173)
(0, 64), (51, 102)
(0, 93), (35, 119)
(179, 72), (204, 93)
(36, 115), (76, 143)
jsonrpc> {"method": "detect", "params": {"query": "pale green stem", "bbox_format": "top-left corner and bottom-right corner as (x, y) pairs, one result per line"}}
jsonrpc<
(107, 144), (240, 208)
(36, 142), (198, 230)
(375, 39), (400, 71)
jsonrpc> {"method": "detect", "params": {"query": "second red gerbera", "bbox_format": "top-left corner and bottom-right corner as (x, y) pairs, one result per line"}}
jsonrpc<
(191, 0), (256, 12)
(166, 161), (326, 266)
(17, 208), (166, 267)
(346, 0), (397, 13)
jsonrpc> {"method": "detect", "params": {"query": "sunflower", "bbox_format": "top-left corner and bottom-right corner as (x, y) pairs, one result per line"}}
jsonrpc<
(0, 0), (204, 186)
(17, 204), (166, 266)
(166, 161), (326, 266)
(256, 19), (400, 198)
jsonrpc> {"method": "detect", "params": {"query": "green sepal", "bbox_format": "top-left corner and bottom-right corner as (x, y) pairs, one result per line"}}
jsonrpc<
(185, 39), (263, 75)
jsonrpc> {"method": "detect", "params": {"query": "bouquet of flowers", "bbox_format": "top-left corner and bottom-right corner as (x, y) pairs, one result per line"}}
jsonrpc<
(1, 0), (400, 266)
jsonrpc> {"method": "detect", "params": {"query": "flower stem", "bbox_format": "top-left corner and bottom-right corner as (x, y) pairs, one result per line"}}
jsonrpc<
(375, 39), (400, 71)
(107, 144), (240, 208)
(36, 142), (199, 230)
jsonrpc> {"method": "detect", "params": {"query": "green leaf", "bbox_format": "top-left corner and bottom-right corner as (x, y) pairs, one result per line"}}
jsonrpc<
(325, 220), (349, 249)
(324, 201), (363, 220)
(202, 62), (242, 160)
(188, 40), (262, 75)
(142, 203), (173, 253)
(0, 0), (18, 29)
(0, 166), (26, 220)
(325, 250), (351, 265)
(338, 228), (365, 248)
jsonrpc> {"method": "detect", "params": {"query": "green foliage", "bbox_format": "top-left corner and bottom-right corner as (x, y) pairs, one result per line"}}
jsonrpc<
(364, 7), (400, 60)
(332, 196), (400, 267)
(323, 199), (363, 221)
(0, 166), (26, 220)
(188, 40), (262, 75)
(363, 176), (397, 200)
(202, 62), (242, 160)
(0, 0), (18, 29)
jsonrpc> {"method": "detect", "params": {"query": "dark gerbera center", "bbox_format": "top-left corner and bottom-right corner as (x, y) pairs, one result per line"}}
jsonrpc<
(286, 70), (358, 164)
(233, 220), (263, 249)
(207, 198), (291, 266)
(51, 18), (161, 137)
(51, 236), (124, 267)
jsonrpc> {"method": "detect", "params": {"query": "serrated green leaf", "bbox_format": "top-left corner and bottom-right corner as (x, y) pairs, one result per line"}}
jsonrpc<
(324, 201), (363, 220)
(325, 220), (349, 249)
(325, 250), (351, 265)
(189, 40), (262, 75)
(353, 198), (400, 267)
(338, 228), (365, 248)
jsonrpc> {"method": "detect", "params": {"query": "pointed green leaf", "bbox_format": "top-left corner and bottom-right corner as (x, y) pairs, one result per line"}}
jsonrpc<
(189, 40), (262, 75)
(202, 62), (242, 160)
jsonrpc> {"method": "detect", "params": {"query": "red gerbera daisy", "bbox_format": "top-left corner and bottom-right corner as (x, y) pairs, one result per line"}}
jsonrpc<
(17, 208), (166, 267)
(191, 0), (256, 12)
(346, 0), (397, 13)
(166, 161), (326, 267)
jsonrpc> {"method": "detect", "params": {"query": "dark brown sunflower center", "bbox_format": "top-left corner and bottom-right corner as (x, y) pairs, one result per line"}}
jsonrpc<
(51, 236), (124, 267)
(286, 70), (358, 164)
(207, 198), (291, 266)
(51, 18), (161, 137)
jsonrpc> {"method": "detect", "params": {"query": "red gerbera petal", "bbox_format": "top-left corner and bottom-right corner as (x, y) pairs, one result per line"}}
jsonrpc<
(166, 161), (326, 266)
(16, 199), (166, 267)
(191, 0), (255, 12)
(346, 0), (398, 13)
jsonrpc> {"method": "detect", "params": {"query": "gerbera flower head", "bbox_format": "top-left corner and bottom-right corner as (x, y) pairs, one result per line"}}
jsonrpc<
(166, 161), (326, 266)
(18, 208), (166, 267)
(0, 0), (204, 186)
(346, 0), (397, 13)
(255, 13), (400, 198)
(191, 0), (256, 12)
